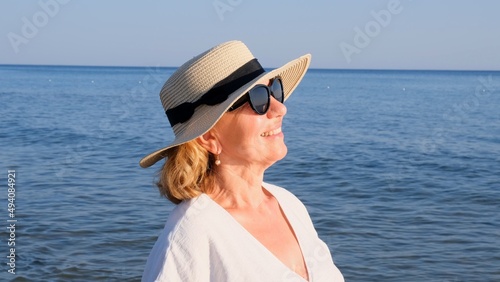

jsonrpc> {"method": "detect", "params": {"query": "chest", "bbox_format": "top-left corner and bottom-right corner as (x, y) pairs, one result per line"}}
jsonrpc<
(230, 206), (309, 280)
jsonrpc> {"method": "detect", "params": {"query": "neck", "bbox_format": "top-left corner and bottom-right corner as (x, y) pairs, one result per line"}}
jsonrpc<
(207, 164), (268, 210)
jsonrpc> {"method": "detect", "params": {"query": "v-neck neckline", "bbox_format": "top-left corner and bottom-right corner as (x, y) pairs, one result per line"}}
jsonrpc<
(200, 183), (310, 281)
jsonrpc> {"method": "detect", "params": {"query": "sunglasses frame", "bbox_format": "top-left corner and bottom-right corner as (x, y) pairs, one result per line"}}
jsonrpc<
(228, 76), (284, 115)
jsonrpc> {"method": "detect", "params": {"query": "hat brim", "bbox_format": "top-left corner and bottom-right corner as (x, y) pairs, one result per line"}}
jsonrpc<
(139, 53), (311, 168)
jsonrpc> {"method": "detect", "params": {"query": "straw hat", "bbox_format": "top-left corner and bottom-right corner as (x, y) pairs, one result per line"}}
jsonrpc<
(140, 40), (311, 168)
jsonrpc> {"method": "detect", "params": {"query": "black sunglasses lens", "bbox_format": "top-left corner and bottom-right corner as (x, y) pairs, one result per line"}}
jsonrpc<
(248, 86), (270, 114)
(271, 78), (284, 103)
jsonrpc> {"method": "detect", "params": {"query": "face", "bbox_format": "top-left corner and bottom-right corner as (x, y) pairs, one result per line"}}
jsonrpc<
(210, 78), (288, 170)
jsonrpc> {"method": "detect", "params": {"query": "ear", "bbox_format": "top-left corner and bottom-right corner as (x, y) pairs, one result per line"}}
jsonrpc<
(196, 130), (220, 155)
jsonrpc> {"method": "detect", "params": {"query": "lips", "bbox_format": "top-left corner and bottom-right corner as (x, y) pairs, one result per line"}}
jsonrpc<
(260, 127), (282, 137)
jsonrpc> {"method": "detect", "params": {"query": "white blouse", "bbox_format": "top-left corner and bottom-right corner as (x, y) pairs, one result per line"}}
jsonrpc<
(142, 183), (344, 282)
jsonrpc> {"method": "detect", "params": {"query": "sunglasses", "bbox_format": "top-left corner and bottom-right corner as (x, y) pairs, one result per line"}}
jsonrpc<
(228, 77), (284, 114)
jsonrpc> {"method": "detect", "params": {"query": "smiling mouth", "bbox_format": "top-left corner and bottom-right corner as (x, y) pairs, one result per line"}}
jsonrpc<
(260, 127), (282, 137)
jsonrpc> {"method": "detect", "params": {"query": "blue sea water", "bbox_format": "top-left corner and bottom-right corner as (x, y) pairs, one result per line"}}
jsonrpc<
(0, 65), (499, 281)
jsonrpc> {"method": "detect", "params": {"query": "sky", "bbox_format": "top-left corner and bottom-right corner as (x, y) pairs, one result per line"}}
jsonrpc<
(1, 0), (500, 70)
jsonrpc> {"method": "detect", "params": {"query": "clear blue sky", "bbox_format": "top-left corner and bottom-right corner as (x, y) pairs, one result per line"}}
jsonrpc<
(2, 0), (499, 70)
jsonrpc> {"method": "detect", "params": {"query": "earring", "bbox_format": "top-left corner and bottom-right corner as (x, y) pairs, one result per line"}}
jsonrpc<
(214, 149), (221, 166)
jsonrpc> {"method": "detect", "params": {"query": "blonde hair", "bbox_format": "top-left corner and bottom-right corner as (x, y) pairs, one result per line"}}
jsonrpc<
(156, 140), (217, 204)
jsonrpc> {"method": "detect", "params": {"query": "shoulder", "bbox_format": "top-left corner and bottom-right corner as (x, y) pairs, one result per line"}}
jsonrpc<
(163, 195), (215, 241)
(148, 195), (214, 247)
(142, 195), (216, 281)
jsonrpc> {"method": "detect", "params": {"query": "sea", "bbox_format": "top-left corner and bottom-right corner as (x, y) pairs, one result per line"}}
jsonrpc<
(0, 65), (499, 281)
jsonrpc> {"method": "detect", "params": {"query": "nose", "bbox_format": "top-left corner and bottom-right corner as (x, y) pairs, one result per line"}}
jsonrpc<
(267, 95), (287, 118)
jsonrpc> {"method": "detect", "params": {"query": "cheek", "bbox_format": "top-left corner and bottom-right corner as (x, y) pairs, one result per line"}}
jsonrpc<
(222, 125), (261, 155)
(231, 129), (261, 154)
(216, 110), (269, 156)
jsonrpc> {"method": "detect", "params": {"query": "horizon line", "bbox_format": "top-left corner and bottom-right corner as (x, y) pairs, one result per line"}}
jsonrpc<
(1, 63), (499, 73)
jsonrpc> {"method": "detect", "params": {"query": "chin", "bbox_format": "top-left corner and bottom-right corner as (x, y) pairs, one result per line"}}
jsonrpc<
(274, 144), (288, 161)
(261, 142), (288, 166)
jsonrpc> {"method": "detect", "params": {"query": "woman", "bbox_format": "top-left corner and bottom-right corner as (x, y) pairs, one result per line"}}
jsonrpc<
(140, 41), (344, 281)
